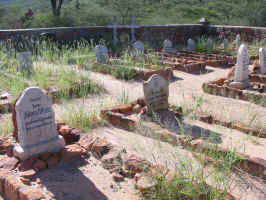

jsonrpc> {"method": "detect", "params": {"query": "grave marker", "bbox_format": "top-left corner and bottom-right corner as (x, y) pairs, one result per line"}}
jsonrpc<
(229, 44), (250, 89)
(236, 34), (241, 49)
(94, 45), (109, 64)
(133, 41), (144, 55)
(223, 38), (229, 49)
(187, 39), (196, 51)
(259, 47), (266, 74)
(207, 38), (213, 49)
(13, 87), (65, 160)
(163, 39), (174, 53)
(143, 74), (169, 114)
(18, 51), (33, 74)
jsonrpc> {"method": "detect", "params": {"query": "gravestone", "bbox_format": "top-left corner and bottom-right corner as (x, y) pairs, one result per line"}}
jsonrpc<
(259, 47), (266, 74)
(94, 45), (109, 64)
(143, 74), (169, 114)
(18, 51), (33, 74)
(229, 44), (250, 89)
(235, 34), (241, 49)
(120, 33), (130, 43)
(163, 39), (174, 53)
(207, 38), (213, 49)
(133, 41), (144, 55)
(187, 39), (196, 51)
(223, 38), (229, 49)
(13, 87), (65, 160)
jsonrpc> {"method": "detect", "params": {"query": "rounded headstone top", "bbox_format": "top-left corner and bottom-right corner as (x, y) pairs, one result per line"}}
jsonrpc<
(199, 18), (210, 25)
(163, 39), (173, 48)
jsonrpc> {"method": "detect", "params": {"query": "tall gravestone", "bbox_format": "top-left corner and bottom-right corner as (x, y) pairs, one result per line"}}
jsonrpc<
(133, 41), (145, 55)
(163, 39), (174, 53)
(13, 87), (65, 160)
(259, 48), (266, 74)
(18, 51), (33, 74)
(187, 39), (196, 51)
(223, 38), (229, 49)
(229, 44), (250, 89)
(143, 74), (169, 114)
(94, 45), (109, 64)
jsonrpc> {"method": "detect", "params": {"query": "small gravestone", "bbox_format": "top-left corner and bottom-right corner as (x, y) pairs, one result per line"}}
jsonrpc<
(187, 38), (196, 51)
(94, 45), (109, 64)
(13, 87), (65, 160)
(223, 38), (229, 49)
(143, 74), (169, 114)
(18, 51), (33, 74)
(163, 39), (174, 53)
(235, 34), (241, 49)
(229, 44), (250, 89)
(207, 38), (214, 49)
(133, 41), (145, 55)
(259, 48), (266, 74)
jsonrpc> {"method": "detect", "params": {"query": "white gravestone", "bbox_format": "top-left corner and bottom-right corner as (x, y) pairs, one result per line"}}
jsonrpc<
(13, 87), (65, 160)
(229, 44), (250, 89)
(163, 39), (174, 53)
(18, 51), (33, 74)
(187, 38), (196, 51)
(94, 45), (109, 64)
(259, 48), (266, 74)
(143, 74), (169, 114)
(133, 41), (144, 55)
(236, 34), (241, 49)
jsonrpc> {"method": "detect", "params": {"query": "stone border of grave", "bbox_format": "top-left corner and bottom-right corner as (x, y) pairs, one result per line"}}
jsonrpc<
(0, 77), (102, 114)
(249, 74), (266, 84)
(90, 63), (174, 81)
(202, 78), (266, 107)
(100, 98), (266, 180)
(0, 121), (237, 200)
(198, 112), (266, 138)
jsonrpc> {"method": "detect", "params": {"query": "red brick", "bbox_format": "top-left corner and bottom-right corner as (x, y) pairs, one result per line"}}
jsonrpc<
(46, 154), (60, 168)
(61, 144), (85, 161)
(20, 170), (37, 179)
(19, 187), (45, 200)
(5, 175), (25, 200)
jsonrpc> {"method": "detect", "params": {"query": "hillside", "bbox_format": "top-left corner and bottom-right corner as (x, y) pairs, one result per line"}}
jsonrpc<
(0, 0), (265, 29)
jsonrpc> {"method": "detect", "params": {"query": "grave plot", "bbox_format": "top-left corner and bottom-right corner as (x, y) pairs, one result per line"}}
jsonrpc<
(153, 50), (236, 73)
(0, 58), (103, 113)
(100, 74), (266, 199)
(203, 45), (266, 107)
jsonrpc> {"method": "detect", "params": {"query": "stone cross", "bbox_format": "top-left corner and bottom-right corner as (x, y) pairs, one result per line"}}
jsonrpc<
(229, 44), (250, 89)
(13, 87), (65, 160)
(236, 34), (241, 49)
(259, 47), (266, 74)
(94, 45), (109, 64)
(133, 41), (144, 55)
(107, 16), (118, 44)
(130, 16), (139, 43)
(18, 51), (33, 75)
(187, 38), (196, 51)
(163, 39), (174, 53)
(207, 38), (213, 49)
(143, 74), (169, 114)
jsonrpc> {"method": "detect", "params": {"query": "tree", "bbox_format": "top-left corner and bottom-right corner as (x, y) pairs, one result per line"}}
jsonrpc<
(50, 0), (64, 16)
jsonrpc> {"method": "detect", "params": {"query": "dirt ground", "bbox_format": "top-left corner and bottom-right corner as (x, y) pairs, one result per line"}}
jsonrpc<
(1, 64), (266, 200)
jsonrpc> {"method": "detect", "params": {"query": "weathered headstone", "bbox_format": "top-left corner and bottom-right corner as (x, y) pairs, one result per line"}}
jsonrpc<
(18, 51), (33, 74)
(94, 45), (109, 64)
(13, 87), (65, 160)
(223, 38), (229, 49)
(207, 38), (213, 49)
(235, 34), (241, 49)
(163, 39), (174, 53)
(229, 44), (250, 89)
(133, 41), (145, 55)
(187, 38), (196, 51)
(259, 47), (266, 74)
(143, 74), (169, 114)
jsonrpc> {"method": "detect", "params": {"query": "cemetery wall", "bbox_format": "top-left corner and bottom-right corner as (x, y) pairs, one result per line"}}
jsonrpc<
(0, 24), (266, 43)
